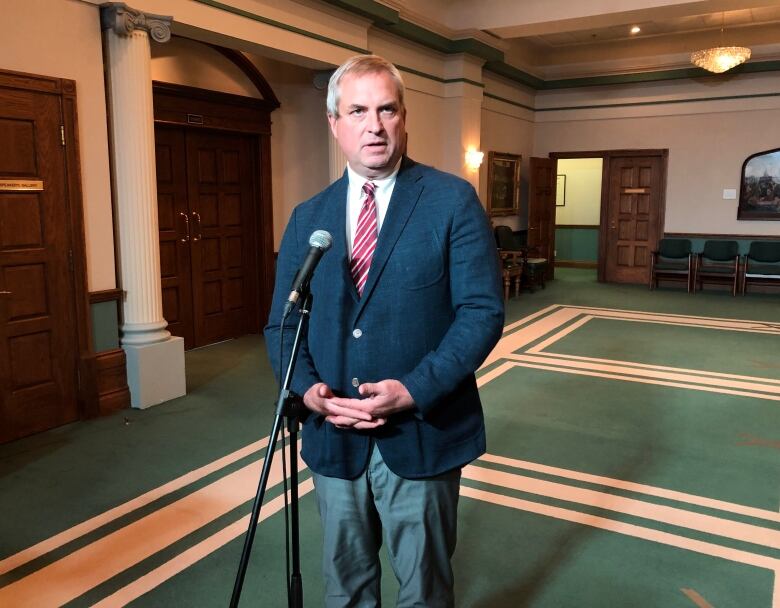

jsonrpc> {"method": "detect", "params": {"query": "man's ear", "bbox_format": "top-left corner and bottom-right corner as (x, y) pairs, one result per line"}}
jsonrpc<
(327, 113), (338, 139)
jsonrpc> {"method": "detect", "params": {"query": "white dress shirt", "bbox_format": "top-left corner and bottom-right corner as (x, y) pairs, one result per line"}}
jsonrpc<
(346, 160), (401, 257)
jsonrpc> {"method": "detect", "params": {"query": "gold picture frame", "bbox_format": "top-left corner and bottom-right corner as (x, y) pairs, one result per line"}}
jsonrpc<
(486, 152), (521, 217)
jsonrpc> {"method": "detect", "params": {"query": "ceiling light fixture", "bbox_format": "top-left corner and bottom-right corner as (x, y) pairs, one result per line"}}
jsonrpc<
(691, 46), (751, 73)
(630, 26), (641, 34)
(690, 12), (751, 73)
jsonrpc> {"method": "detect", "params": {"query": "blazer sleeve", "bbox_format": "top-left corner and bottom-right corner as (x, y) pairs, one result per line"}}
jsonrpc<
(400, 183), (505, 416)
(263, 206), (322, 397)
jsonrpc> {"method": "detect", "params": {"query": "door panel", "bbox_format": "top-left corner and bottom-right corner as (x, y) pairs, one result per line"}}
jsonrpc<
(604, 156), (664, 284)
(0, 88), (78, 442)
(155, 127), (194, 348)
(528, 157), (557, 279)
(187, 131), (256, 347)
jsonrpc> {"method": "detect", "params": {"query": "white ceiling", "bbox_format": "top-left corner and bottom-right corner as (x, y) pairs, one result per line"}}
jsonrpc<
(388, 0), (780, 78)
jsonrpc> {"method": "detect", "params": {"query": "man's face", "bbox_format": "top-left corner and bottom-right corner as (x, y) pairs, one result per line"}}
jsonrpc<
(328, 70), (406, 179)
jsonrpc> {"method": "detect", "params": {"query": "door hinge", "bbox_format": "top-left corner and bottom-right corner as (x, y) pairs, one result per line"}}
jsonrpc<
(60, 125), (66, 146)
(68, 249), (74, 273)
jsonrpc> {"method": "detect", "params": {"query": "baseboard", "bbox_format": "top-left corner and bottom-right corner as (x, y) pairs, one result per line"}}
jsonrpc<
(80, 348), (130, 416)
(556, 260), (598, 269)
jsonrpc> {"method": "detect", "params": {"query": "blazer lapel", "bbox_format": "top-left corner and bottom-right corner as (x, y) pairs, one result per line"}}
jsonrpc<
(356, 158), (423, 313)
(318, 172), (359, 303)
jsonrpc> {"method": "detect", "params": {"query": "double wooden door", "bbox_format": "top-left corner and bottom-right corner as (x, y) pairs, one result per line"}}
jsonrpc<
(603, 155), (665, 284)
(155, 126), (259, 350)
(0, 86), (79, 442)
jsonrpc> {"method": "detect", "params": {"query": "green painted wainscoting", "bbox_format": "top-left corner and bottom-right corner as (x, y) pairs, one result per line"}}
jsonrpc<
(555, 225), (598, 266)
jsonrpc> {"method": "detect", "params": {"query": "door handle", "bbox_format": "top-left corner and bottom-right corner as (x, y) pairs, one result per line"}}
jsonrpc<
(191, 211), (202, 242)
(179, 212), (190, 243)
(0, 290), (10, 295)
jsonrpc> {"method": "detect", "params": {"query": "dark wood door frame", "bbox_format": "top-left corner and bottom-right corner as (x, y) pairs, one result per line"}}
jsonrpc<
(0, 68), (96, 426)
(550, 149), (668, 282)
(152, 81), (277, 334)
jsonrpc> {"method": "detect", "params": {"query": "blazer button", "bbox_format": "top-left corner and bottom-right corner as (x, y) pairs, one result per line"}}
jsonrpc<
(351, 377), (360, 387)
(352, 328), (362, 338)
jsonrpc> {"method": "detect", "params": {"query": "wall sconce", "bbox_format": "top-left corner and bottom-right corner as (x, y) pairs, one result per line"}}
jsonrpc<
(465, 148), (484, 171)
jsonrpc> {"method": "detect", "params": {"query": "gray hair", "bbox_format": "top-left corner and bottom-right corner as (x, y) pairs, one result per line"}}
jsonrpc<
(326, 55), (406, 118)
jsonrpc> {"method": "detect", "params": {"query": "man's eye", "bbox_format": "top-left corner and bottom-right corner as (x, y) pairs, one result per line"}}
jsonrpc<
(350, 108), (365, 116)
(381, 108), (396, 115)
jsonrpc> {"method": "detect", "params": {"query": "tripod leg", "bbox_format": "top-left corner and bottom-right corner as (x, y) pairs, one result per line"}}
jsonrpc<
(230, 413), (285, 608)
(288, 419), (303, 608)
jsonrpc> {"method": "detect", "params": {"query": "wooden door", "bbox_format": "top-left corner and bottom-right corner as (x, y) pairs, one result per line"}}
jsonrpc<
(0, 88), (79, 442)
(604, 155), (665, 284)
(528, 157), (557, 279)
(186, 131), (258, 347)
(155, 127), (195, 348)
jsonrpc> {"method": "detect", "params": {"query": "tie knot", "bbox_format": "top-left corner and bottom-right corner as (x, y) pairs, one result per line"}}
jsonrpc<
(362, 181), (376, 197)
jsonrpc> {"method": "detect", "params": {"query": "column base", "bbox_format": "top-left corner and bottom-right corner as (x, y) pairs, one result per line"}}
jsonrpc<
(123, 336), (186, 409)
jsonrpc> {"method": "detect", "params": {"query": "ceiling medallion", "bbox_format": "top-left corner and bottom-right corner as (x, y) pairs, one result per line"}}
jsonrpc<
(690, 46), (751, 74)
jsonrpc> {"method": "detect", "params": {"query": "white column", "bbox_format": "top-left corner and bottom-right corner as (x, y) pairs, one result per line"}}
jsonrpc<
(329, 130), (348, 183)
(102, 3), (185, 409)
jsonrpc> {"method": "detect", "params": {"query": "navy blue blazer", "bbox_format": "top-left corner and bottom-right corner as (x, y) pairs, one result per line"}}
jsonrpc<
(265, 157), (504, 479)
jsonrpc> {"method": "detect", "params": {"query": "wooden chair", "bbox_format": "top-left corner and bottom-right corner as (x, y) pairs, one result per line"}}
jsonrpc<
(650, 238), (694, 293)
(741, 241), (780, 295)
(499, 251), (523, 300)
(494, 225), (547, 293)
(695, 240), (740, 296)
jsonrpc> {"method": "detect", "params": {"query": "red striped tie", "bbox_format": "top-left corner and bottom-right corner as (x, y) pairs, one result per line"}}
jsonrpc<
(350, 181), (378, 296)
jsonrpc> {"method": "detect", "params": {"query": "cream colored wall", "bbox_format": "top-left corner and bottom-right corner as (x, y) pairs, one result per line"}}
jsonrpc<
(556, 158), (603, 225)
(534, 73), (780, 236)
(480, 74), (535, 230)
(151, 38), (259, 97)
(2, 0), (115, 290)
(246, 55), (330, 248)
(10, 0), (779, 283)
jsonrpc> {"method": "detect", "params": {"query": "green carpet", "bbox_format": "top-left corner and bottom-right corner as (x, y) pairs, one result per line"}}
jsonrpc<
(0, 269), (777, 607)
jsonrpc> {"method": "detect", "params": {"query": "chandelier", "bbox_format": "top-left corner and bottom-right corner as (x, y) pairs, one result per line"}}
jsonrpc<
(691, 46), (751, 73)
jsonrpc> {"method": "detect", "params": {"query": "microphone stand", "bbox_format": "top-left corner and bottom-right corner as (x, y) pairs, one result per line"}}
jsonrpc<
(230, 292), (312, 608)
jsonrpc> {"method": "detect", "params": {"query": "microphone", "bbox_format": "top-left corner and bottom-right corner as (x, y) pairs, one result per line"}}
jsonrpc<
(283, 230), (333, 318)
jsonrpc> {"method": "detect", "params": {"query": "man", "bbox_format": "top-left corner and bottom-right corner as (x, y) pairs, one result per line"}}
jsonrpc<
(265, 55), (504, 607)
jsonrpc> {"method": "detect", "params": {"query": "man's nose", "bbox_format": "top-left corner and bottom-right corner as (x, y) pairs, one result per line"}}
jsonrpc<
(367, 112), (384, 133)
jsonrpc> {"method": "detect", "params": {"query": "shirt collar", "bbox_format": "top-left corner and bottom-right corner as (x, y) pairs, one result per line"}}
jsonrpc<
(346, 158), (402, 194)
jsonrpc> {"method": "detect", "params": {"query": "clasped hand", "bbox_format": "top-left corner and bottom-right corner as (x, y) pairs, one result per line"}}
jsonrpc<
(303, 379), (414, 429)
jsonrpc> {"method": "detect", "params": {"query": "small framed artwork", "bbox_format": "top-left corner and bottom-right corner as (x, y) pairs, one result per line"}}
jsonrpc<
(486, 152), (521, 217)
(556, 174), (566, 206)
(738, 147), (780, 220)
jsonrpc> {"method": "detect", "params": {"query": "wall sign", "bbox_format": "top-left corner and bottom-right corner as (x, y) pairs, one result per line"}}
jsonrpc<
(0, 179), (44, 191)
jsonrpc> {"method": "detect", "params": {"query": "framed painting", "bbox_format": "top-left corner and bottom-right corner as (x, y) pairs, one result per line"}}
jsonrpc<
(556, 174), (566, 206)
(486, 151), (520, 217)
(738, 147), (780, 220)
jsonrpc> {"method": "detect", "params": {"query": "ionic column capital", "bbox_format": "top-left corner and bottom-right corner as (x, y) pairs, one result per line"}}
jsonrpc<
(100, 2), (172, 43)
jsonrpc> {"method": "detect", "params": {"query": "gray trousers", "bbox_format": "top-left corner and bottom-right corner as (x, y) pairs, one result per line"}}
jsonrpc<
(312, 445), (462, 608)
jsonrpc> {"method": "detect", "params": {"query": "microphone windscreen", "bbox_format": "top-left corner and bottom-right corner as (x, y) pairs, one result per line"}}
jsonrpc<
(309, 230), (333, 251)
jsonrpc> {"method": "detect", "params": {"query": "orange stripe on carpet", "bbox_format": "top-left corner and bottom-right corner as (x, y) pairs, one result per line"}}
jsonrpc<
(0, 446), (302, 608)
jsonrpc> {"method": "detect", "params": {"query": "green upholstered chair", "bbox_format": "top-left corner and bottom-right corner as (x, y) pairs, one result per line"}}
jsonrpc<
(695, 240), (740, 296)
(741, 241), (780, 295)
(650, 238), (694, 293)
